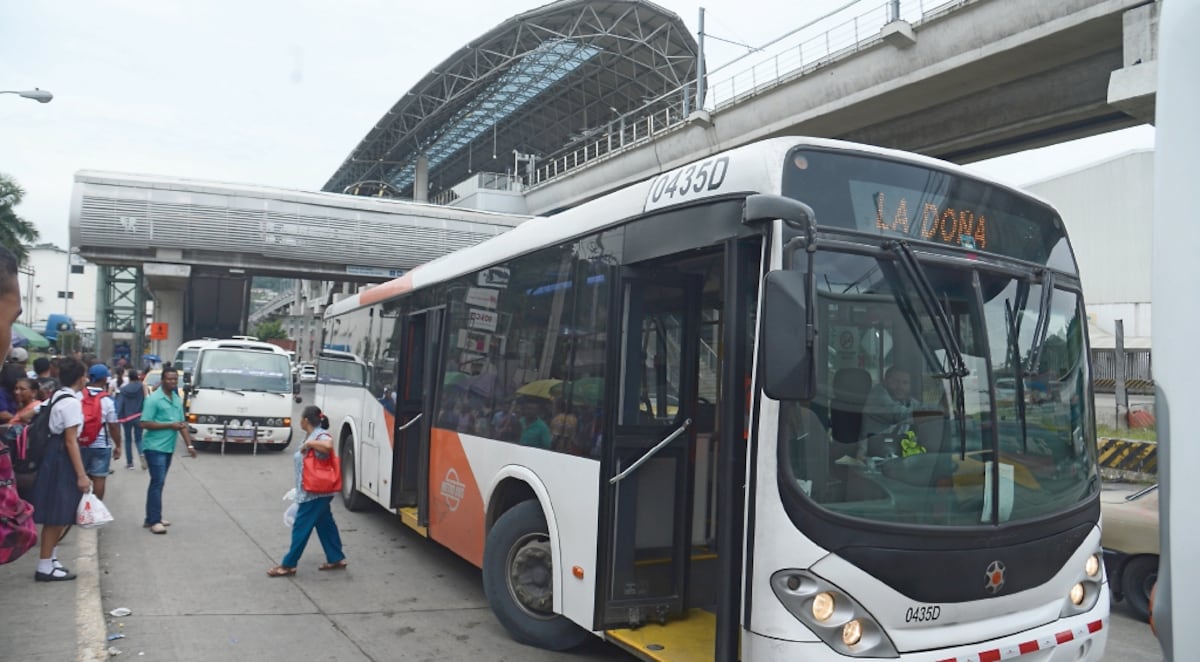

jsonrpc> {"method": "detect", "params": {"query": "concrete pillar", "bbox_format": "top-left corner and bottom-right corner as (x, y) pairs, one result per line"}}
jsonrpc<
(143, 263), (191, 367)
(152, 287), (186, 365)
(414, 154), (429, 203)
(1108, 2), (1159, 124)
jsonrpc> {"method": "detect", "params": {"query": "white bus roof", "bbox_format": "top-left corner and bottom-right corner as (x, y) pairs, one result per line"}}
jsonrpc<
(326, 136), (1059, 318)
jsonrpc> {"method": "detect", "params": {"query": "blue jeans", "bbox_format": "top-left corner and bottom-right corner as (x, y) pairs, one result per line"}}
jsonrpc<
(123, 421), (143, 465)
(281, 496), (344, 568)
(143, 450), (173, 526)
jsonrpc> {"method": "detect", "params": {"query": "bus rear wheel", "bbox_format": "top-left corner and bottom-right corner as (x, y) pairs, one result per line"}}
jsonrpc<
(482, 500), (588, 651)
(339, 436), (370, 512)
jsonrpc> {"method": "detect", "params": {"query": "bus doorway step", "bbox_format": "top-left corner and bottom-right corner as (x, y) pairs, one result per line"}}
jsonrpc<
(606, 608), (715, 662)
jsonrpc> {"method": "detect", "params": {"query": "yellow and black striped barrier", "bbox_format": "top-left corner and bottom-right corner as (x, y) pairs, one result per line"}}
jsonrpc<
(1096, 437), (1157, 475)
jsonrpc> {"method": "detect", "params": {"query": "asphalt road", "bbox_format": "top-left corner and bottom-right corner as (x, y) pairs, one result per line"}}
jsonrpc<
(90, 388), (1162, 661)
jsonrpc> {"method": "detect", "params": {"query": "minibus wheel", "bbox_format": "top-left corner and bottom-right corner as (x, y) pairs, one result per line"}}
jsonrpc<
(482, 500), (588, 651)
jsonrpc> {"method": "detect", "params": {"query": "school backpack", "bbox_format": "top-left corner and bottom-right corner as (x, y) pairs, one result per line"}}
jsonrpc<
(12, 392), (73, 478)
(0, 436), (38, 565)
(79, 388), (110, 447)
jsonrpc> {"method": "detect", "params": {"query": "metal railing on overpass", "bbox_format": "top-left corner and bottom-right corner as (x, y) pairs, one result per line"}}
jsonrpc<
(526, 0), (967, 188)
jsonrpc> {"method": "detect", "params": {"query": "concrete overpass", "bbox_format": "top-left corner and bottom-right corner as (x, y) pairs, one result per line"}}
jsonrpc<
(69, 171), (528, 362)
(516, 0), (1158, 215)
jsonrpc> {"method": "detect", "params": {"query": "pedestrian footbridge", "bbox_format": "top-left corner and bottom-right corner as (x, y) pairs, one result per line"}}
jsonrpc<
(70, 171), (528, 281)
(69, 171), (530, 361)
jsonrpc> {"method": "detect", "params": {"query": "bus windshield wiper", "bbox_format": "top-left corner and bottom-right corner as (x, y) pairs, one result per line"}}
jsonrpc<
(1005, 299), (1030, 453)
(239, 388), (287, 397)
(1023, 269), (1056, 376)
(888, 241), (969, 378)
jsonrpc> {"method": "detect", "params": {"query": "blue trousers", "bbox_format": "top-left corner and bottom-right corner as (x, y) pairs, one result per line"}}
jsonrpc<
(123, 420), (143, 465)
(143, 450), (172, 526)
(282, 496), (344, 568)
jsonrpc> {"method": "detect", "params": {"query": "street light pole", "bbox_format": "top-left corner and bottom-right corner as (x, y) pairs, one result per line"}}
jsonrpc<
(0, 88), (53, 103)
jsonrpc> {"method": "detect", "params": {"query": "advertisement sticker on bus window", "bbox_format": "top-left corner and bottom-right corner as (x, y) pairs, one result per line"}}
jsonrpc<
(478, 267), (510, 288)
(457, 329), (491, 353)
(468, 308), (498, 332)
(465, 287), (499, 309)
(644, 155), (731, 212)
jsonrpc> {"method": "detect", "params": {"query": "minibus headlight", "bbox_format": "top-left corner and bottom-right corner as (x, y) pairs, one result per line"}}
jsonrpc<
(1070, 583), (1085, 605)
(1085, 554), (1101, 579)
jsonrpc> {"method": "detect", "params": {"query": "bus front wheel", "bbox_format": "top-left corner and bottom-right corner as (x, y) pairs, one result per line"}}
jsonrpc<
(482, 500), (588, 651)
(339, 436), (369, 512)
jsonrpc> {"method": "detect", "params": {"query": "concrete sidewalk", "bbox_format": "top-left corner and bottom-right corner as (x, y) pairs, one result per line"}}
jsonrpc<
(0, 504), (108, 661)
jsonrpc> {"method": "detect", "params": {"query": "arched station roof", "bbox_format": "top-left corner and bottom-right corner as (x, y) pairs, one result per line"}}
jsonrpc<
(324, 0), (698, 199)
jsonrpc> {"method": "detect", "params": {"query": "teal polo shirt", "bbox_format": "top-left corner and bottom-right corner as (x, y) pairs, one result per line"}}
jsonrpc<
(141, 388), (185, 453)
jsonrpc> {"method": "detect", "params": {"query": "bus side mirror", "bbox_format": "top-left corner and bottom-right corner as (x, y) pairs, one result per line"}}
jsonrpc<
(761, 270), (815, 401)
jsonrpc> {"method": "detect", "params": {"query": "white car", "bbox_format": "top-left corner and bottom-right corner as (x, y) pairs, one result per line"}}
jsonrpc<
(298, 364), (318, 383)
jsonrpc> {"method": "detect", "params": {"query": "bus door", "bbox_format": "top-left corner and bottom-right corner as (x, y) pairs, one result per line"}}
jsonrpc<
(599, 269), (702, 628)
(390, 307), (444, 525)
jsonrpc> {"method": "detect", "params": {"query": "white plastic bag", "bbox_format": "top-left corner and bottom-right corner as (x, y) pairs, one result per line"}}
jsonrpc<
(283, 502), (298, 528)
(77, 489), (114, 528)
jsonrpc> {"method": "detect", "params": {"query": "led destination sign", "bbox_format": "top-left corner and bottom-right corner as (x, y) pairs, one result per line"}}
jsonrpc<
(782, 149), (1072, 269)
(855, 183), (990, 251)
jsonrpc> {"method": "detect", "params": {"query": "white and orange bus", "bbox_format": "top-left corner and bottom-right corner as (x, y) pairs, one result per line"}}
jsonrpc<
(318, 137), (1108, 661)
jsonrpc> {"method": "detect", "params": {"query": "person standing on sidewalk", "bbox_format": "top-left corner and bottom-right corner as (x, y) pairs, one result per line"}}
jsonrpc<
(139, 365), (196, 534)
(117, 370), (146, 469)
(80, 364), (121, 501)
(267, 406), (346, 576)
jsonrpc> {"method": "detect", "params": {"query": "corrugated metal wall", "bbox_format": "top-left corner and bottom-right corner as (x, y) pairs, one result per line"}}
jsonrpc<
(1025, 150), (1154, 309)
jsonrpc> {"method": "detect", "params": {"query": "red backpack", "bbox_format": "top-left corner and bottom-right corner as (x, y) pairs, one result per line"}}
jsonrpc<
(79, 388), (110, 447)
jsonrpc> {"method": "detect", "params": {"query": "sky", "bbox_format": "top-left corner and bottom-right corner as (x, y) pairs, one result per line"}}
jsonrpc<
(1, 0), (1154, 251)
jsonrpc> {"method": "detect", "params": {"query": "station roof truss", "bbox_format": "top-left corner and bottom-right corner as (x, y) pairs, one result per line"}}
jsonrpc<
(324, 0), (698, 199)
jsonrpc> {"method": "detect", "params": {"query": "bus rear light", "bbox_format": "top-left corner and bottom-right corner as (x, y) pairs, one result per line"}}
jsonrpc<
(770, 569), (898, 658)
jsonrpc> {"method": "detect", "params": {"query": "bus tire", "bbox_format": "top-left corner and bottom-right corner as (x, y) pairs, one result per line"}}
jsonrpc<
(482, 500), (588, 651)
(339, 436), (370, 512)
(1121, 555), (1157, 622)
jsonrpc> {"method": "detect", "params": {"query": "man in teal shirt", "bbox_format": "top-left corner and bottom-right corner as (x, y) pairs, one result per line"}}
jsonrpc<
(140, 366), (196, 534)
(517, 399), (552, 449)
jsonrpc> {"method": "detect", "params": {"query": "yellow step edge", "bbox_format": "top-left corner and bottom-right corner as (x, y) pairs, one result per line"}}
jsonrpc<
(606, 608), (716, 662)
(398, 506), (428, 537)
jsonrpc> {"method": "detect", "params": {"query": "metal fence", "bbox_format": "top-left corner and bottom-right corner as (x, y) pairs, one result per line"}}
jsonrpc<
(1092, 348), (1154, 394)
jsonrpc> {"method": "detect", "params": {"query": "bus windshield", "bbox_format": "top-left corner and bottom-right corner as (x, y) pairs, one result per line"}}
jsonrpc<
(194, 349), (292, 393)
(779, 248), (1098, 528)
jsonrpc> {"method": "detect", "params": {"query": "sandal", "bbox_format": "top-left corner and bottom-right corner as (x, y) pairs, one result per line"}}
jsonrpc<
(266, 566), (297, 577)
(318, 560), (348, 571)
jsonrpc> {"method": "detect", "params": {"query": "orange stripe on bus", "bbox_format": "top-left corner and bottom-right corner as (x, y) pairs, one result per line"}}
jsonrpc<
(360, 270), (416, 306)
(427, 427), (485, 567)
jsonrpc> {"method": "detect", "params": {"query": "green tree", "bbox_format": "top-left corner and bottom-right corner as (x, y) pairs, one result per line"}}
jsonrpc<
(254, 319), (287, 340)
(0, 174), (40, 264)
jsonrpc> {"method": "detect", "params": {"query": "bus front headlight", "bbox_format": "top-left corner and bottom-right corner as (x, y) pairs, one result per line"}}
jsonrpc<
(1060, 547), (1104, 617)
(771, 569), (897, 658)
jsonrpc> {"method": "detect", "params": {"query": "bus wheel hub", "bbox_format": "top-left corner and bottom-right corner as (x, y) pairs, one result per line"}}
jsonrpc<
(510, 537), (553, 615)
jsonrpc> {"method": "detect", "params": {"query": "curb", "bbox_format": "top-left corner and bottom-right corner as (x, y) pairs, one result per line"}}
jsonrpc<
(74, 527), (107, 662)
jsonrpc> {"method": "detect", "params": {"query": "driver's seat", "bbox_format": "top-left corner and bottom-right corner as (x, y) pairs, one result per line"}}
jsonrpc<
(829, 368), (872, 446)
